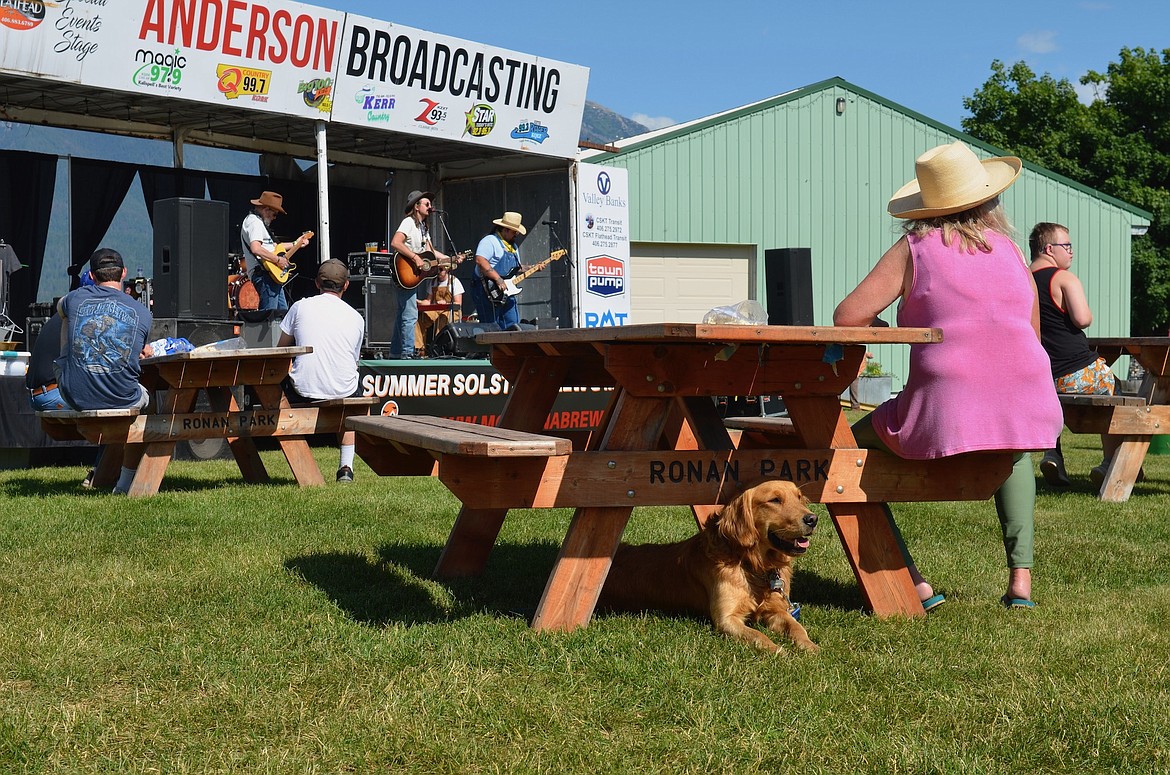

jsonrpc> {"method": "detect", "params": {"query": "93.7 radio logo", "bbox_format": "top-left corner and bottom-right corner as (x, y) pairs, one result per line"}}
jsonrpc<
(216, 63), (272, 101)
(133, 49), (186, 89)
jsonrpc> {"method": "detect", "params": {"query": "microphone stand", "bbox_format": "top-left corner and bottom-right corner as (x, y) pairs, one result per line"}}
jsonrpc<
(545, 220), (572, 270)
(432, 210), (463, 353)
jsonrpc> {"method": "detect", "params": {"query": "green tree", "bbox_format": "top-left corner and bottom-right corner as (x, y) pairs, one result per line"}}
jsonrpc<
(962, 50), (1170, 334)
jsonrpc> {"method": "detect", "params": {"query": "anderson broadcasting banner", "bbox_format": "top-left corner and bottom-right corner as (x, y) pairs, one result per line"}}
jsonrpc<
(0, 0), (588, 159)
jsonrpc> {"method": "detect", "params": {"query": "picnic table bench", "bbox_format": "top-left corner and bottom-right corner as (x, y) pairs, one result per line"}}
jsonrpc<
(39, 347), (378, 496)
(1056, 337), (1170, 502)
(352, 324), (1019, 630)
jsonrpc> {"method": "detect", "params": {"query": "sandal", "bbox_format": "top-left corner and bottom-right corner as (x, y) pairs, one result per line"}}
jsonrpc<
(1000, 594), (1035, 609)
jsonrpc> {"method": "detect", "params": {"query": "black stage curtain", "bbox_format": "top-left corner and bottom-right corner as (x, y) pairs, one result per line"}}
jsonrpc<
(206, 171), (387, 302)
(140, 168), (208, 222)
(69, 159), (137, 268)
(0, 150), (57, 341)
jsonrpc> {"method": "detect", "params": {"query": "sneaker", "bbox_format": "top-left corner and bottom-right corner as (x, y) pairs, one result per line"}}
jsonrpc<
(1039, 455), (1070, 487)
(81, 469), (95, 489)
(1089, 464), (1107, 489)
(336, 465), (354, 483)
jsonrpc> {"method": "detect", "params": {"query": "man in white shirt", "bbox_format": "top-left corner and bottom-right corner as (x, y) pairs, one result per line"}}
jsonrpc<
(388, 189), (449, 358)
(240, 190), (311, 312)
(277, 259), (365, 482)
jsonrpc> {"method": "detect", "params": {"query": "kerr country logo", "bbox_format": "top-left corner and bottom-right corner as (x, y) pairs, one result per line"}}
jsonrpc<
(586, 255), (625, 298)
(353, 84), (394, 122)
(0, 0), (49, 31)
(133, 48), (186, 91)
(216, 63), (272, 101)
(510, 120), (549, 144)
(299, 77), (333, 111)
(463, 103), (495, 138)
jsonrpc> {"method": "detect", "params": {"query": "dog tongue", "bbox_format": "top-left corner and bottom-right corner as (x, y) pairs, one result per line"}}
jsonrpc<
(795, 537), (810, 549)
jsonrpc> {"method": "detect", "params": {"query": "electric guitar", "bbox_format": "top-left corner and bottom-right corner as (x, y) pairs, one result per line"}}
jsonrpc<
(483, 250), (568, 306)
(261, 231), (314, 285)
(392, 249), (472, 290)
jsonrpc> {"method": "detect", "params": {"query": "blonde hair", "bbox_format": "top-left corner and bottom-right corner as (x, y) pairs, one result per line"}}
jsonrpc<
(901, 198), (1014, 253)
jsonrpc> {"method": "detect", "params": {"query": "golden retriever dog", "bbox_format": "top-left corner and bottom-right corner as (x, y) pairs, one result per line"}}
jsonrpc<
(599, 479), (819, 653)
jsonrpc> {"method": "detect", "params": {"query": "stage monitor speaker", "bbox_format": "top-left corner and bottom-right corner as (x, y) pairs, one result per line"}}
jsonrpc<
(153, 198), (229, 320)
(431, 321), (501, 358)
(764, 247), (814, 326)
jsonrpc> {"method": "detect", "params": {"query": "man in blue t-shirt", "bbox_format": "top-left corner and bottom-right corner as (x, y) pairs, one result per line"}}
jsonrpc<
(57, 248), (153, 494)
(470, 211), (526, 330)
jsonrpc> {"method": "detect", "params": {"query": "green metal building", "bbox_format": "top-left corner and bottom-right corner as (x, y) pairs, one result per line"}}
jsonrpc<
(582, 77), (1150, 384)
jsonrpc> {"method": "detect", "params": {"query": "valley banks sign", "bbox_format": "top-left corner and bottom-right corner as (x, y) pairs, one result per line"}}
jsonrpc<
(575, 162), (631, 327)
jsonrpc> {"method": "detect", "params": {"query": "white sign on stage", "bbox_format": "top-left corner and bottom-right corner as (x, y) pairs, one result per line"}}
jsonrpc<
(0, 0), (344, 120)
(331, 15), (588, 160)
(575, 162), (631, 328)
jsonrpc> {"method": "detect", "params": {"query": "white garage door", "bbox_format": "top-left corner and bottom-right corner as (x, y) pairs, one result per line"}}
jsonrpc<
(629, 243), (756, 324)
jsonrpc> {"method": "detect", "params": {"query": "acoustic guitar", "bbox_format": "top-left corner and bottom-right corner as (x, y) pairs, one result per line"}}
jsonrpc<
(260, 231), (314, 285)
(483, 250), (568, 306)
(392, 249), (472, 290)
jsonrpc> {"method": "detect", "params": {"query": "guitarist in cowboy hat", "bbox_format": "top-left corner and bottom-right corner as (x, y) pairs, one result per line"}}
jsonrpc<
(241, 190), (312, 312)
(389, 189), (450, 358)
(470, 211), (527, 330)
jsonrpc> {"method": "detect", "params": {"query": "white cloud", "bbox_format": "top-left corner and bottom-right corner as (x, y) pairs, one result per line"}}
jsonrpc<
(1073, 79), (1102, 105)
(1017, 30), (1059, 54)
(631, 113), (677, 131)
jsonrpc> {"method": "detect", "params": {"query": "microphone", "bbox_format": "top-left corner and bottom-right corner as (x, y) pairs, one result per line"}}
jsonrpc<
(432, 208), (448, 214)
(542, 220), (558, 225)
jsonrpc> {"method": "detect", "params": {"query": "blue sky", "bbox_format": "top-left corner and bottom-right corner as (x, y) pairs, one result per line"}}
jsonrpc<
(331, 0), (1166, 131)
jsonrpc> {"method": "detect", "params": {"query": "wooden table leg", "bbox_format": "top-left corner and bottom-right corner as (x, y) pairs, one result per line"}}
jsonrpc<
(92, 443), (124, 489)
(127, 387), (196, 497)
(1097, 436), (1149, 502)
(666, 396), (735, 528)
(783, 393), (924, 618)
(531, 391), (673, 632)
(433, 355), (570, 579)
(220, 386), (270, 483)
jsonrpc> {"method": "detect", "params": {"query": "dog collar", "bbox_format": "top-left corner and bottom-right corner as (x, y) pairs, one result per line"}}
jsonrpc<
(768, 569), (802, 622)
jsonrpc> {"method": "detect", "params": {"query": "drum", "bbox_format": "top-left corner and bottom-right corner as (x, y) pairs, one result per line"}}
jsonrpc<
(227, 253), (259, 311)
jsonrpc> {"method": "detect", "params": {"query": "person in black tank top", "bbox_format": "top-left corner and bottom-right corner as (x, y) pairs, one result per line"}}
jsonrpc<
(1028, 222), (1121, 487)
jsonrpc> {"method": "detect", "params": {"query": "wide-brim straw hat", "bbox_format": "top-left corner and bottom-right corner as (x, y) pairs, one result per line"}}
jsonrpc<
(403, 190), (435, 214)
(250, 191), (286, 215)
(888, 141), (1022, 219)
(492, 211), (527, 236)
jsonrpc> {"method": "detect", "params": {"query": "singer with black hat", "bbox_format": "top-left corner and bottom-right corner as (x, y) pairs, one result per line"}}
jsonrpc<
(388, 189), (449, 358)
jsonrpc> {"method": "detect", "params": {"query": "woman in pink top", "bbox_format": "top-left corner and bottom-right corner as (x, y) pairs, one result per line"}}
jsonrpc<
(835, 141), (1063, 610)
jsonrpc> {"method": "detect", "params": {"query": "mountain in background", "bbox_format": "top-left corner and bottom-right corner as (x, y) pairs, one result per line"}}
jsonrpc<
(579, 101), (650, 145)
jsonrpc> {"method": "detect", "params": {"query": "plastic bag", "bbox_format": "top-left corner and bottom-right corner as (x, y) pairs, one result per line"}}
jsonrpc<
(146, 337), (195, 357)
(702, 299), (768, 325)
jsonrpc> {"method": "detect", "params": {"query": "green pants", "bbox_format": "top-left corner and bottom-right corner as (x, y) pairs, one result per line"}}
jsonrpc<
(851, 415), (1034, 569)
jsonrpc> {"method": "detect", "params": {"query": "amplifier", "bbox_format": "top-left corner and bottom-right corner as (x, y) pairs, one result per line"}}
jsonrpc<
(346, 251), (395, 277)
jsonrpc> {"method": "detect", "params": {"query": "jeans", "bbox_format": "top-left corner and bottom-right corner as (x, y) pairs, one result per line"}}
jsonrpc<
(391, 286), (419, 358)
(253, 272), (288, 312)
(29, 386), (68, 412)
(470, 277), (520, 330)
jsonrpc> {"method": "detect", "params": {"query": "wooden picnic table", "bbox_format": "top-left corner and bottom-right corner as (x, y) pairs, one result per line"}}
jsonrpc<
(39, 346), (376, 497)
(1060, 336), (1170, 501)
(350, 324), (1016, 629)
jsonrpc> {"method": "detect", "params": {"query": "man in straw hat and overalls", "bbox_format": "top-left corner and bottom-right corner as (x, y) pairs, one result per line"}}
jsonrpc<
(389, 190), (449, 358)
(241, 190), (311, 312)
(470, 211), (527, 331)
(835, 140), (1062, 611)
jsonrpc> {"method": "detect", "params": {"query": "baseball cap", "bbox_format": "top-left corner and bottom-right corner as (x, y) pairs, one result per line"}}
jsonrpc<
(317, 258), (349, 285)
(89, 248), (125, 273)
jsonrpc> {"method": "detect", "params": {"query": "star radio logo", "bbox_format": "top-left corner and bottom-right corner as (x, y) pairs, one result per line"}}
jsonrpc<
(586, 255), (625, 298)
(463, 103), (496, 138)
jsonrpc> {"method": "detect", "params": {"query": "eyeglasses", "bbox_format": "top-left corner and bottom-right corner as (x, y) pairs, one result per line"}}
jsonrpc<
(1049, 242), (1073, 251)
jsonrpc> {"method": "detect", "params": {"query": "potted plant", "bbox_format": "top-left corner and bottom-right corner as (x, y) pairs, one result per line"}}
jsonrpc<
(844, 359), (895, 408)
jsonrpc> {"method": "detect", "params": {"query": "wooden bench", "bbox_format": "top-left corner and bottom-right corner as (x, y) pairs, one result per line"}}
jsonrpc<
(38, 408), (142, 443)
(1056, 393), (1163, 502)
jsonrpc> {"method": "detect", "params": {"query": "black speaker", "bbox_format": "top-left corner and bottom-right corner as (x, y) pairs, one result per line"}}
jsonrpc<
(361, 277), (400, 348)
(431, 321), (500, 358)
(764, 248), (814, 326)
(153, 198), (229, 320)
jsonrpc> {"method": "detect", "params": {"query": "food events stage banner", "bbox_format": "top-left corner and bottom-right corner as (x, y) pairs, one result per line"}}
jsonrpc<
(0, 0), (588, 159)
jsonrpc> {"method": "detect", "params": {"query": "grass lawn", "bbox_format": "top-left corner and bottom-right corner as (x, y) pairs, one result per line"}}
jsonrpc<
(2, 428), (1169, 773)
